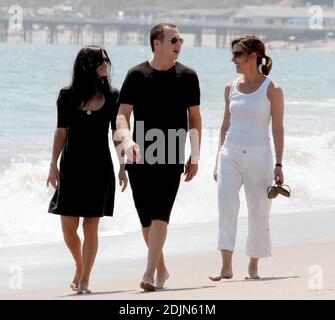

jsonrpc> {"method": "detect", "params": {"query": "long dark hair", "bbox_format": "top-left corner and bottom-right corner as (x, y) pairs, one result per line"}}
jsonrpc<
(69, 45), (113, 107)
(231, 35), (273, 76)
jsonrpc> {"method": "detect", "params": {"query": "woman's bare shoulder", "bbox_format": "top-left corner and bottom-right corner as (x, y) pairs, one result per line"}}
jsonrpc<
(267, 81), (283, 100)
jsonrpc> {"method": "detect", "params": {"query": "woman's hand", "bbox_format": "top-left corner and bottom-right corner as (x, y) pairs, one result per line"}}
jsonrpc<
(118, 166), (128, 192)
(274, 166), (284, 184)
(47, 163), (60, 189)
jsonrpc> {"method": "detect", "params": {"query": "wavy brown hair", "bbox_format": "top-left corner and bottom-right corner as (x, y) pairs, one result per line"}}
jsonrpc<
(231, 35), (272, 75)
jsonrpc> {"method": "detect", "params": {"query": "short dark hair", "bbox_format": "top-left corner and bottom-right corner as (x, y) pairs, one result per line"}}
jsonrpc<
(149, 23), (176, 52)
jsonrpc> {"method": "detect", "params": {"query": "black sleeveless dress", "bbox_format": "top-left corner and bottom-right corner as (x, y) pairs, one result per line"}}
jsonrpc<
(48, 88), (119, 217)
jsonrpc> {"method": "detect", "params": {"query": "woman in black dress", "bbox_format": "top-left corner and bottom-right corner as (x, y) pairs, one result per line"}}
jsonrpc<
(47, 46), (127, 294)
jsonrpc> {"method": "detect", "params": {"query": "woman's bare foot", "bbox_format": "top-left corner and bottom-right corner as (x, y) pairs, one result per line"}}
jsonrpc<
(77, 281), (92, 294)
(140, 272), (156, 292)
(70, 282), (78, 291)
(209, 267), (233, 281)
(140, 281), (156, 292)
(70, 267), (82, 291)
(156, 270), (169, 289)
(244, 265), (260, 280)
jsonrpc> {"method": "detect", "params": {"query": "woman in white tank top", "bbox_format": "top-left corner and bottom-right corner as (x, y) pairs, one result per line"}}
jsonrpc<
(210, 35), (285, 281)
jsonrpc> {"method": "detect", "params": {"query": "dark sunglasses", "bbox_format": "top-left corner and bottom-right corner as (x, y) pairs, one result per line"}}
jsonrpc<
(95, 56), (110, 67)
(232, 51), (244, 58)
(169, 37), (184, 45)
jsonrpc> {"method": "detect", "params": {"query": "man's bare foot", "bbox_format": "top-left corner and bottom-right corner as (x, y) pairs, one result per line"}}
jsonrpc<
(140, 281), (156, 292)
(70, 267), (82, 291)
(77, 281), (92, 294)
(244, 267), (260, 280)
(156, 270), (169, 289)
(209, 267), (233, 281)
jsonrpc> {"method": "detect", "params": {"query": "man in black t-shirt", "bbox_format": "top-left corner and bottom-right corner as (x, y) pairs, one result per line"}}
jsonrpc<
(116, 23), (202, 292)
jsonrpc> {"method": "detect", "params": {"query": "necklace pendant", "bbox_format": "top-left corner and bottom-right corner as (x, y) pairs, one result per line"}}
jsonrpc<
(87, 110), (92, 115)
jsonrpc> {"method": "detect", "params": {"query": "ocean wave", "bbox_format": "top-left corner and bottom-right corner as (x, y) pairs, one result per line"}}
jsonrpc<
(1, 129), (334, 247)
(286, 100), (335, 108)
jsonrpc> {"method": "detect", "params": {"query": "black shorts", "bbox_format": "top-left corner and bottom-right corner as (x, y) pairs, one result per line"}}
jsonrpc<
(127, 167), (182, 227)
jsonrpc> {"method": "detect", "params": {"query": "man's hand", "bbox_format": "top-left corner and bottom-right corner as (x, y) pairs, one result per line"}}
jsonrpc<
(123, 138), (141, 163)
(183, 157), (198, 182)
(118, 166), (128, 192)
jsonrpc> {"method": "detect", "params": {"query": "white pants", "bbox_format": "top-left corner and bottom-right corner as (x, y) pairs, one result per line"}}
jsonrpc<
(217, 142), (273, 258)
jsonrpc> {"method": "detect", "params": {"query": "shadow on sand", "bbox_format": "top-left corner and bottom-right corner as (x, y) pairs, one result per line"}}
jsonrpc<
(59, 289), (135, 298)
(209, 275), (300, 283)
(134, 285), (216, 294)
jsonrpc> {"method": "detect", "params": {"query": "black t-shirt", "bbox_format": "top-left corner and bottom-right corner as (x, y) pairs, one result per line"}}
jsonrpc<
(118, 61), (200, 172)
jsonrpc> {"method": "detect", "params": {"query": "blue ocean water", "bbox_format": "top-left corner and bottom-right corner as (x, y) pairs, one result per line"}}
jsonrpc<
(0, 43), (334, 246)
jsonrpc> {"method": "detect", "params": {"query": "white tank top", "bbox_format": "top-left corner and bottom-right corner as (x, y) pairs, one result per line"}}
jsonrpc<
(225, 76), (272, 147)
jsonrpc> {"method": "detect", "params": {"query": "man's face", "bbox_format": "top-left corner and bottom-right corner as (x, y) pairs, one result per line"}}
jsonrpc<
(157, 27), (183, 60)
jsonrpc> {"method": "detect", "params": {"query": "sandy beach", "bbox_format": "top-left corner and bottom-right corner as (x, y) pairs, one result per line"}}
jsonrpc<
(1, 210), (334, 300)
(1, 240), (334, 300)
